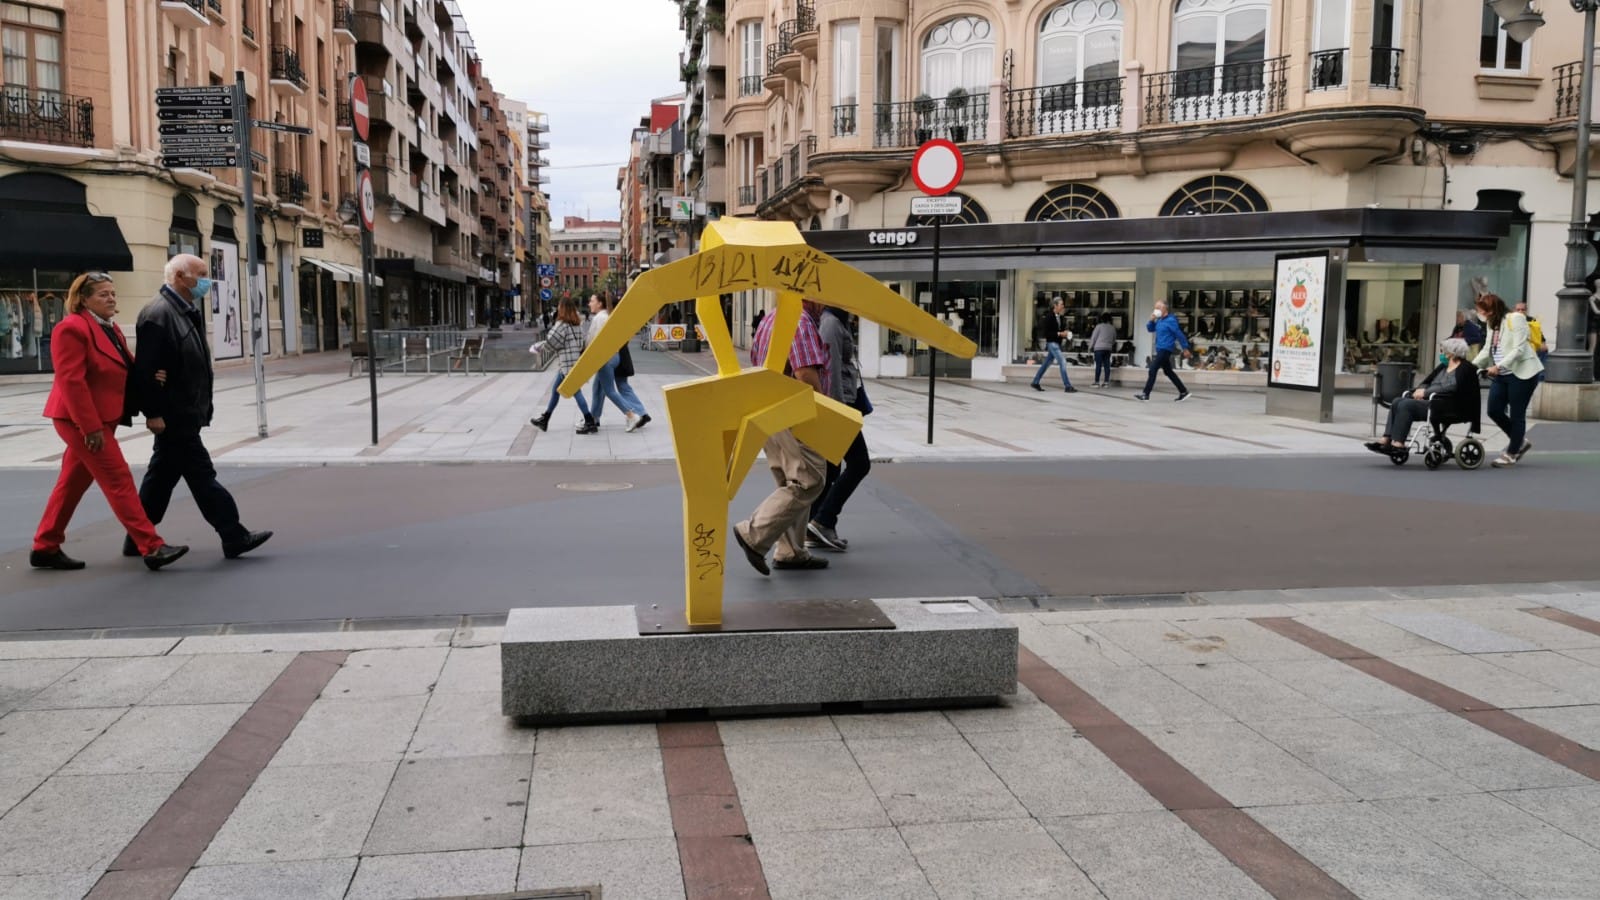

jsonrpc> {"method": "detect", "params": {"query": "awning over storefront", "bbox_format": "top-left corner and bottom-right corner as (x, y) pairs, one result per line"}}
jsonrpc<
(802, 208), (1513, 277)
(374, 257), (469, 284)
(0, 207), (134, 271)
(303, 257), (382, 286)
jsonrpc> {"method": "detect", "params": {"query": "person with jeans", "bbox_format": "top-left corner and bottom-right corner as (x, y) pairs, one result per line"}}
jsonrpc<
(1472, 293), (1543, 467)
(1137, 300), (1192, 401)
(585, 294), (649, 432)
(808, 306), (870, 552)
(1031, 298), (1076, 392)
(124, 255), (272, 562)
(529, 296), (598, 434)
(1088, 312), (1117, 388)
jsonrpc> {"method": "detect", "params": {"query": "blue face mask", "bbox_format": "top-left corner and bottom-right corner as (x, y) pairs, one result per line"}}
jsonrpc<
(191, 277), (213, 301)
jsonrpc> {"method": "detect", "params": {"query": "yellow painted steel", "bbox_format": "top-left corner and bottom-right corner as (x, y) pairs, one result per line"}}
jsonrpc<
(559, 218), (976, 626)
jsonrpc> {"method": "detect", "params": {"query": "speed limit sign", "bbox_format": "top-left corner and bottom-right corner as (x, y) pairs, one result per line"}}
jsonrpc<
(539, 276), (553, 289)
(357, 169), (375, 232)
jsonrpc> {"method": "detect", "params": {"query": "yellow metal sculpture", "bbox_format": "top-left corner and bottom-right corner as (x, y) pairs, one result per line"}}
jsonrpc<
(561, 218), (977, 626)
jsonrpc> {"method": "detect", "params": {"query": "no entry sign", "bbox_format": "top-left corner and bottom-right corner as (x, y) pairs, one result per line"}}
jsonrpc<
(911, 139), (963, 196)
(349, 74), (371, 143)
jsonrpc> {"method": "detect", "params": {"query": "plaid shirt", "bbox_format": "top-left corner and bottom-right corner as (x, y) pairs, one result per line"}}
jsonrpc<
(751, 306), (829, 395)
(544, 321), (586, 371)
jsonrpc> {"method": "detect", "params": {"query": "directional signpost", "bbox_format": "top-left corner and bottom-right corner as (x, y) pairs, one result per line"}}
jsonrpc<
(910, 139), (964, 445)
(350, 74), (380, 446)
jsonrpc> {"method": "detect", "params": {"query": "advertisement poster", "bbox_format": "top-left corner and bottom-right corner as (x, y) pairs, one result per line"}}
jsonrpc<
(210, 241), (244, 361)
(250, 262), (269, 357)
(1270, 251), (1329, 391)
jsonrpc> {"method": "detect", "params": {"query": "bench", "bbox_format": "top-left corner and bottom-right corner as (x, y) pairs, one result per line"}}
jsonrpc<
(448, 337), (483, 375)
(400, 335), (431, 374)
(349, 341), (385, 377)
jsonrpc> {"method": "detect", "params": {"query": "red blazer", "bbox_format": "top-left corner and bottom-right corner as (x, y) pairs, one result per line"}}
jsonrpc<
(43, 310), (136, 433)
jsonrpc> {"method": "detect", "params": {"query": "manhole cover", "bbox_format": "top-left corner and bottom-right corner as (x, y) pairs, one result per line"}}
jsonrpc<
(555, 481), (634, 492)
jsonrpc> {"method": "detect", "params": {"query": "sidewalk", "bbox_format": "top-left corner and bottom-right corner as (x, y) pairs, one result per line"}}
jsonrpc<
(3, 582), (1600, 898)
(0, 348), (1553, 469)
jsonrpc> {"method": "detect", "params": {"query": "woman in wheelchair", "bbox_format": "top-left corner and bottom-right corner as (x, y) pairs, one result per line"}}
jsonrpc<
(1366, 338), (1481, 464)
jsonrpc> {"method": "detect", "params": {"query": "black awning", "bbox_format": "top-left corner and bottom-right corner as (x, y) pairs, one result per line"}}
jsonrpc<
(0, 207), (134, 271)
(375, 257), (470, 284)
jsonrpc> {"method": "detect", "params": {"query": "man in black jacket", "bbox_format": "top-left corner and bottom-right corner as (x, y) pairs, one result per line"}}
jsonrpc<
(1031, 297), (1077, 392)
(124, 254), (271, 560)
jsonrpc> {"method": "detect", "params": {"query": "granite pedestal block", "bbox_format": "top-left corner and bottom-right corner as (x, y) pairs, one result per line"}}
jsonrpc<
(501, 597), (1018, 722)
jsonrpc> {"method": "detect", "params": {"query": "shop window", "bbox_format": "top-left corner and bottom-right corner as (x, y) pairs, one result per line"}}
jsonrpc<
(905, 192), (988, 227)
(1159, 175), (1268, 216)
(1479, 4), (1526, 72)
(1022, 285), (1135, 366)
(899, 278), (999, 373)
(1167, 282), (1275, 372)
(1026, 183), (1120, 221)
(0, 269), (70, 373)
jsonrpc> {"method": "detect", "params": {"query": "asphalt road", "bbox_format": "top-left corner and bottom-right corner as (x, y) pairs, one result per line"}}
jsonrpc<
(2, 451), (1599, 633)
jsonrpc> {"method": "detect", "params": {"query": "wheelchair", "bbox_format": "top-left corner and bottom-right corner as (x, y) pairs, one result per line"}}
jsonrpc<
(1386, 408), (1486, 470)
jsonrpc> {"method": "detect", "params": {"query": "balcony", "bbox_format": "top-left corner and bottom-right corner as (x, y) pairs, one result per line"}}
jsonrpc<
(792, 0), (817, 59)
(1370, 47), (1403, 91)
(1004, 79), (1121, 138)
(160, 0), (207, 28)
(1309, 49), (1346, 91)
(1556, 59), (1583, 119)
(273, 169), (309, 214)
(206, 0), (222, 15)
(336, 100), (352, 131)
(738, 75), (763, 98)
(1143, 57), (1287, 126)
(832, 103), (857, 137)
(872, 93), (990, 148)
(772, 21), (802, 80)
(333, 1), (356, 44)
(270, 45), (308, 95)
(0, 87), (94, 148)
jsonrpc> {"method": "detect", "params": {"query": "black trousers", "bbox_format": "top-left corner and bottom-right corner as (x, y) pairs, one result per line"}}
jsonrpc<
(139, 427), (249, 545)
(1142, 349), (1187, 396)
(810, 432), (872, 530)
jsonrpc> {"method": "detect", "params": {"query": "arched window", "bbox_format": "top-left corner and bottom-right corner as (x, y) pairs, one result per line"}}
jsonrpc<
(169, 193), (201, 256)
(1038, 1), (1122, 107)
(1026, 183), (1120, 221)
(921, 15), (993, 97)
(1159, 175), (1268, 216)
(906, 192), (989, 227)
(1172, 0), (1269, 97)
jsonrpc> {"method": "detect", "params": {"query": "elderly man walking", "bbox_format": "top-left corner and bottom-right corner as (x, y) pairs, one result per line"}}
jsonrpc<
(123, 253), (272, 560)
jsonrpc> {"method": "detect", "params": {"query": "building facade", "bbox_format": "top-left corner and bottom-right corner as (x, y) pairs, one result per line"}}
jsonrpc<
(551, 215), (621, 300)
(677, 0), (1600, 399)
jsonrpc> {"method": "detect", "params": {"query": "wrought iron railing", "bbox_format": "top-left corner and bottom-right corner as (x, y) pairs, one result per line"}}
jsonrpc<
(1370, 46), (1403, 90)
(1003, 79), (1120, 138)
(738, 74), (763, 96)
(274, 169), (308, 203)
(0, 86), (94, 147)
(333, 0), (354, 32)
(206, 0), (222, 13)
(772, 155), (784, 189)
(1556, 59), (1582, 118)
(336, 100), (352, 129)
(873, 93), (990, 148)
(270, 45), (307, 87)
(1143, 56), (1287, 126)
(787, 141), (801, 180)
(832, 103), (857, 136)
(796, 0), (815, 32)
(778, 20), (800, 54)
(758, 168), (769, 203)
(1310, 48), (1346, 90)
(168, 0), (202, 13)
(738, 185), (755, 207)
(242, 23), (255, 42)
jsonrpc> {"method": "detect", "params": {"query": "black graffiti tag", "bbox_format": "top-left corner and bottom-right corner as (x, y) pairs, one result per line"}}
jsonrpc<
(691, 522), (724, 581)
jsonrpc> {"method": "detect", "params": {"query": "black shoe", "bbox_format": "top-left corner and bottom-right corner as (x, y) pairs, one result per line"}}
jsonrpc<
(1513, 440), (1533, 461)
(1175, 392), (1192, 402)
(1364, 441), (1392, 456)
(634, 414), (651, 430)
(30, 549), (85, 570)
(530, 414), (549, 432)
(122, 536), (140, 558)
(1030, 382), (1043, 392)
(575, 416), (599, 435)
(1063, 386), (1078, 393)
(1134, 394), (1149, 401)
(773, 556), (829, 570)
(143, 544), (189, 571)
(732, 527), (769, 576)
(223, 530), (272, 560)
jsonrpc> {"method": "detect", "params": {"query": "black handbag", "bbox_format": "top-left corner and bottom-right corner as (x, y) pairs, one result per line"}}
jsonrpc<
(616, 343), (635, 379)
(851, 381), (873, 416)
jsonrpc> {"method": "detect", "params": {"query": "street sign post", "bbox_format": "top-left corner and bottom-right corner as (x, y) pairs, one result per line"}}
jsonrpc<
(231, 73), (268, 439)
(911, 139), (965, 445)
(252, 120), (312, 136)
(353, 142), (370, 168)
(352, 73), (379, 446)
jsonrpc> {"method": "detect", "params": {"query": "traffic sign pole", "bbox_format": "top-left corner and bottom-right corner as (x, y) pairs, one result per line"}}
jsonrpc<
(353, 73), (378, 446)
(236, 71), (268, 438)
(910, 139), (965, 445)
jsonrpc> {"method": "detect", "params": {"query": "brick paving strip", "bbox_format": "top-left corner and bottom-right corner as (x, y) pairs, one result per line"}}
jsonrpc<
(657, 721), (771, 900)
(1253, 618), (1600, 780)
(1524, 605), (1600, 638)
(84, 650), (350, 900)
(1017, 648), (1358, 900)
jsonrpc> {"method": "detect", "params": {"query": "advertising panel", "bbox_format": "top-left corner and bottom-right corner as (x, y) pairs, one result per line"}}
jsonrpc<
(1269, 251), (1330, 391)
(210, 241), (244, 361)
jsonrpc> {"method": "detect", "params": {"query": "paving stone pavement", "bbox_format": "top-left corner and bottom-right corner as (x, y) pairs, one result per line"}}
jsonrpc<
(1, 583), (1599, 898)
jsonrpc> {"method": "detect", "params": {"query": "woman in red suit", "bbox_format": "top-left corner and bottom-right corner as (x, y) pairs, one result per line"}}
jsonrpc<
(31, 273), (188, 571)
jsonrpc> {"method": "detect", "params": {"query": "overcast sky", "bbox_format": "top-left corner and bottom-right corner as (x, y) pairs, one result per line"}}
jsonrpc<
(452, 0), (684, 227)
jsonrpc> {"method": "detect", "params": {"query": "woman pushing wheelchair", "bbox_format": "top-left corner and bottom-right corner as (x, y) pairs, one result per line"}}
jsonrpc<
(1366, 337), (1482, 466)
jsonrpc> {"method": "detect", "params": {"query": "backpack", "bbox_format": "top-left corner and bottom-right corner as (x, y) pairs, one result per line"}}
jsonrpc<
(1527, 317), (1545, 352)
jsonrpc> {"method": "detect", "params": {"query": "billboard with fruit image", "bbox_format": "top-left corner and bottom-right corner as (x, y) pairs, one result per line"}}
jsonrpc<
(1270, 252), (1329, 390)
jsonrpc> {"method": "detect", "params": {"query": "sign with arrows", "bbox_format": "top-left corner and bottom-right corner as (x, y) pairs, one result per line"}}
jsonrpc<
(158, 85), (240, 170)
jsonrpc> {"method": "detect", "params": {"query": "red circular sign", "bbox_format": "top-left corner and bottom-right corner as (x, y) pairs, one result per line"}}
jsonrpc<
(349, 74), (371, 143)
(357, 169), (375, 232)
(911, 140), (964, 196)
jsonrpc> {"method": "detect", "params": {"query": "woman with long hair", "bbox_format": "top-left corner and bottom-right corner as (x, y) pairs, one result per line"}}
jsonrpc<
(586, 294), (650, 432)
(529, 296), (598, 434)
(31, 273), (188, 570)
(1471, 293), (1543, 467)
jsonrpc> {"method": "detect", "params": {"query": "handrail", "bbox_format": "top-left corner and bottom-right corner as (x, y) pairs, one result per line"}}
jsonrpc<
(1142, 56), (1288, 127)
(1004, 78), (1121, 138)
(0, 86), (94, 147)
(872, 93), (990, 148)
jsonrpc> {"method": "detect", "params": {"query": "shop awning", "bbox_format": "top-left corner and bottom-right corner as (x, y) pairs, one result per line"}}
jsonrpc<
(374, 257), (470, 284)
(303, 257), (382, 286)
(0, 207), (134, 271)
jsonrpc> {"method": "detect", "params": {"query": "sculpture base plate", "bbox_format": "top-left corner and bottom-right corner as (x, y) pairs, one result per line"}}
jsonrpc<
(636, 597), (895, 634)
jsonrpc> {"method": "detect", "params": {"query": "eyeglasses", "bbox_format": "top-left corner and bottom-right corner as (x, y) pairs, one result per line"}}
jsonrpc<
(84, 272), (113, 283)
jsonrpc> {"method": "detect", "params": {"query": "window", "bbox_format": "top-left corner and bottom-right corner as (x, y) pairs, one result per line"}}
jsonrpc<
(1371, 0), (1402, 88)
(1310, 0), (1348, 89)
(1480, 5), (1523, 72)
(1159, 175), (1268, 216)
(1172, 0), (1269, 96)
(2, 2), (63, 99)
(921, 15), (993, 97)
(834, 20), (859, 133)
(1038, 1), (1123, 107)
(740, 20), (764, 94)
(874, 23), (900, 107)
(1026, 183), (1120, 221)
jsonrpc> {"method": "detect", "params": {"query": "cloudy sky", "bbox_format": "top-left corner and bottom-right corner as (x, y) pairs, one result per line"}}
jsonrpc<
(453, 0), (684, 226)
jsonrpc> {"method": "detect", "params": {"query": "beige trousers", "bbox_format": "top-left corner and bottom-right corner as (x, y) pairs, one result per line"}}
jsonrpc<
(736, 429), (826, 563)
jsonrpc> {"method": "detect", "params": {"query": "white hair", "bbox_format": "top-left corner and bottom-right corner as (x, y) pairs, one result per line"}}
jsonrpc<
(164, 253), (203, 286)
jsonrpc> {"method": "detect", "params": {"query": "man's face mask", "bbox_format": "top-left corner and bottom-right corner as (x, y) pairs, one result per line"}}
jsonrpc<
(191, 276), (213, 300)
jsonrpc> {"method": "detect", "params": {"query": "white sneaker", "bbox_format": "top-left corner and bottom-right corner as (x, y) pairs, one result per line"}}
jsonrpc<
(624, 413), (640, 433)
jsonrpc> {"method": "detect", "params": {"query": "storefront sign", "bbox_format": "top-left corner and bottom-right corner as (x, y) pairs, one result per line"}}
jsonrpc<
(868, 231), (919, 247)
(1269, 251), (1330, 391)
(301, 228), (324, 248)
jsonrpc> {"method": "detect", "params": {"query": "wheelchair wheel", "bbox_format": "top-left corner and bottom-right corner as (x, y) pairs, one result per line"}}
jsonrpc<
(1389, 447), (1410, 466)
(1424, 446), (1446, 469)
(1456, 438), (1486, 470)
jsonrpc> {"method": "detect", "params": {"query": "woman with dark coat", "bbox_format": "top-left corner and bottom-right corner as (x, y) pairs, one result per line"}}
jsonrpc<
(31, 273), (188, 571)
(1366, 337), (1480, 460)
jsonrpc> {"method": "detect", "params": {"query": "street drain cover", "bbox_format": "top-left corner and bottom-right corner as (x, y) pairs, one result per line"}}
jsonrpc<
(555, 481), (634, 493)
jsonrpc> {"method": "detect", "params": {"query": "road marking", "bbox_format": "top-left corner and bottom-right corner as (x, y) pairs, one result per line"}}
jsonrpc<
(1252, 617), (1600, 781)
(87, 651), (348, 900)
(1018, 648), (1356, 899)
(658, 722), (770, 900)
(1056, 423), (1166, 451)
(507, 424), (537, 457)
(950, 428), (1027, 452)
(357, 424), (424, 457)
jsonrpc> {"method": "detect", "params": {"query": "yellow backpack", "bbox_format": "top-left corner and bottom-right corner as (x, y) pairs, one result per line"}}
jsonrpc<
(1528, 317), (1545, 352)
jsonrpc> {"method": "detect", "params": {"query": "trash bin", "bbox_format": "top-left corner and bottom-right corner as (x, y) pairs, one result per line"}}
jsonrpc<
(1375, 361), (1414, 404)
(680, 337), (701, 353)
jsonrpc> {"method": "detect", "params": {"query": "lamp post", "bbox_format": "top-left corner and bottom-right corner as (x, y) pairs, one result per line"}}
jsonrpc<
(1489, 0), (1598, 385)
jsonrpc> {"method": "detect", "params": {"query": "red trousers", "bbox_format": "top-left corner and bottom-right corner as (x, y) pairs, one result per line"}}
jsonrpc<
(33, 420), (163, 556)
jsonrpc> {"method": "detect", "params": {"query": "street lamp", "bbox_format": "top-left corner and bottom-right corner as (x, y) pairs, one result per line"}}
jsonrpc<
(1488, 0), (1597, 385)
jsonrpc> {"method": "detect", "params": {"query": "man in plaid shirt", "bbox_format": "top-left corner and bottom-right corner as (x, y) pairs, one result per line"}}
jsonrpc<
(732, 298), (832, 573)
